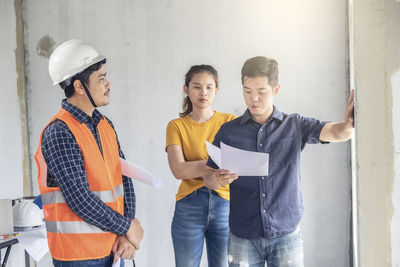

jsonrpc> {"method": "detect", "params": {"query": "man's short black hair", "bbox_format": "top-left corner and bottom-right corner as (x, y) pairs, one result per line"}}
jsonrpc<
(241, 56), (278, 87)
(61, 59), (106, 98)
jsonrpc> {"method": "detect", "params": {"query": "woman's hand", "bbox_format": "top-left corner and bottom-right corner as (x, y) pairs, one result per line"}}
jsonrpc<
(203, 167), (238, 189)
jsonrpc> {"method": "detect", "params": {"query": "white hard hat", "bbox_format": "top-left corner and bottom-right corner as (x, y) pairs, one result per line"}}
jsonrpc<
(48, 39), (106, 85)
(12, 200), (44, 227)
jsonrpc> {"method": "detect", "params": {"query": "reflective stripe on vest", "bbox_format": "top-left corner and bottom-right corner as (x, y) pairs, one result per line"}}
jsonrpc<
(36, 108), (125, 261)
(41, 184), (124, 205)
(46, 220), (105, 234)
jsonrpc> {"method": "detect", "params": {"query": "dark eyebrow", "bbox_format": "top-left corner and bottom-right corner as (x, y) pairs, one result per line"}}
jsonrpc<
(243, 86), (266, 90)
(192, 82), (215, 86)
(98, 72), (107, 78)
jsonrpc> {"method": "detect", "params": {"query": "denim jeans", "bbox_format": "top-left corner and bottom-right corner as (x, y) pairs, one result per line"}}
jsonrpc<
(53, 253), (125, 267)
(171, 187), (230, 267)
(228, 228), (304, 267)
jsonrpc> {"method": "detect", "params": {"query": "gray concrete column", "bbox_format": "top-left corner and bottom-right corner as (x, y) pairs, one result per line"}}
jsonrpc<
(351, 0), (400, 266)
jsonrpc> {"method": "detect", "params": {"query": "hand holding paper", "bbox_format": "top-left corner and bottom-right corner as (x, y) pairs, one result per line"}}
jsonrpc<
(215, 169), (239, 187)
(206, 141), (269, 176)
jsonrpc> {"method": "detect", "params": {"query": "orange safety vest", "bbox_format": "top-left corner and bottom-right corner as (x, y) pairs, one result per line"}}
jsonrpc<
(34, 108), (125, 261)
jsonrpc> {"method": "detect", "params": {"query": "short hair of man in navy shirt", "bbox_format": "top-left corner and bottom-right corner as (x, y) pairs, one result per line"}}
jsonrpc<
(204, 56), (354, 266)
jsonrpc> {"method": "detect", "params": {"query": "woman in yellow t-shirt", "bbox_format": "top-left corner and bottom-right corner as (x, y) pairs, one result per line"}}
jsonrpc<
(166, 65), (237, 267)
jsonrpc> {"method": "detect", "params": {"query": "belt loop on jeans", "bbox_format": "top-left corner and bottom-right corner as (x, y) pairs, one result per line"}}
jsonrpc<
(198, 186), (210, 193)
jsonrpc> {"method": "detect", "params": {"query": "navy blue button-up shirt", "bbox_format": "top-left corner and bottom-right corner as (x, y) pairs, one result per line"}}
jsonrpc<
(207, 107), (328, 239)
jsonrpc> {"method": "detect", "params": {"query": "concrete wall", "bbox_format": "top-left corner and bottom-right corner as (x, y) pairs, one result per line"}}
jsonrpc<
(0, 1), (24, 200)
(3, 0), (351, 266)
(352, 0), (400, 266)
(0, 1), (28, 266)
(392, 69), (400, 266)
(386, 1), (400, 264)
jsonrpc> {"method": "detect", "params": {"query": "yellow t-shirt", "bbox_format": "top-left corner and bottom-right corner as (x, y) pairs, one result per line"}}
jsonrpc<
(166, 111), (236, 201)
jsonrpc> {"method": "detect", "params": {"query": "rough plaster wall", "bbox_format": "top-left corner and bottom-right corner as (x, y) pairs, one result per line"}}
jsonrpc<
(353, 0), (400, 266)
(0, 2), (24, 202)
(0, 1), (26, 267)
(387, 1), (400, 264)
(391, 69), (400, 266)
(388, 2), (400, 266)
(388, 2), (400, 262)
(23, 1), (350, 266)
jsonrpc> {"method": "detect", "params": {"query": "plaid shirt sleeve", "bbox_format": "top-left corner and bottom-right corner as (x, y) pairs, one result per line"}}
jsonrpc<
(41, 120), (131, 235)
(105, 117), (136, 220)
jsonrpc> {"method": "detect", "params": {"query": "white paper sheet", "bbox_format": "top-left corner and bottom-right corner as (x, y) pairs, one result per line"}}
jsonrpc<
(205, 141), (222, 168)
(206, 141), (269, 176)
(17, 225), (49, 262)
(120, 158), (164, 188)
(112, 258), (121, 267)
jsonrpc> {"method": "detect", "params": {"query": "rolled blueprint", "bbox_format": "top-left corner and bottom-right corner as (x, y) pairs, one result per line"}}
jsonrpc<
(120, 158), (164, 188)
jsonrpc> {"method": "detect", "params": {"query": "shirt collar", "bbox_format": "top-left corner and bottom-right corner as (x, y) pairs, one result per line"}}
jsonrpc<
(61, 99), (103, 125)
(240, 106), (284, 124)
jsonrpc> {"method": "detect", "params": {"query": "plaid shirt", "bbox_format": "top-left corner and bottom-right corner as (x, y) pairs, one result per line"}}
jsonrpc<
(41, 99), (135, 235)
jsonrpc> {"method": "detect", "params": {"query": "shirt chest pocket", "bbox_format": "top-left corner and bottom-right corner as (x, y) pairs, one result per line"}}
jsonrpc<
(271, 137), (298, 167)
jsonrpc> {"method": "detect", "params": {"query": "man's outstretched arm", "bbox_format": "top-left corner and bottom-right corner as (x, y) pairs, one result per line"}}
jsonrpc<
(320, 90), (355, 142)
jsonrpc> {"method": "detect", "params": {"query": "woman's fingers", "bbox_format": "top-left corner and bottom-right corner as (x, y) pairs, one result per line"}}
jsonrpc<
(216, 169), (238, 185)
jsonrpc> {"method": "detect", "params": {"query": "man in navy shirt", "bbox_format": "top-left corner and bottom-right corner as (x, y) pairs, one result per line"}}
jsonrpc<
(205, 56), (354, 267)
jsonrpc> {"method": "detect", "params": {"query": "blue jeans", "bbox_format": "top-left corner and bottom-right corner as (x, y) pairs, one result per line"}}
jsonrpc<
(53, 253), (125, 267)
(228, 228), (304, 267)
(171, 187), (230, 267)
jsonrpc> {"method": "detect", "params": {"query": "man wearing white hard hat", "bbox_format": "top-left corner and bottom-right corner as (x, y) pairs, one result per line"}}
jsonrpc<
(34, 39), (142, 266)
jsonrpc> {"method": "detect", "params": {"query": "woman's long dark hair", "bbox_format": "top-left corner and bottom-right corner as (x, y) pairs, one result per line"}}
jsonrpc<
(179, 64), (219, 117)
